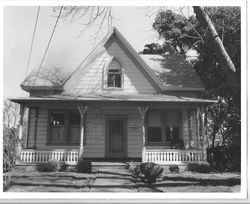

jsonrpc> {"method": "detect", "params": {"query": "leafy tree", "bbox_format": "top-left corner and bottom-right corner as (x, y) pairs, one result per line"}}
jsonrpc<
(150, 7), (241, 148)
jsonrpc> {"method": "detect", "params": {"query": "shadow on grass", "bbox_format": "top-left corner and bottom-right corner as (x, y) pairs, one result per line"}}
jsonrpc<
(162, 176), (241, 187)
(13, 174), (88, 180)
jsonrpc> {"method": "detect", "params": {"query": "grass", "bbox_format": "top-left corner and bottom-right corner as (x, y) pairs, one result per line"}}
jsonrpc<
(134, 171), (241, 192)
(5, 166), (241, 192)
(6, 168), (97, 192)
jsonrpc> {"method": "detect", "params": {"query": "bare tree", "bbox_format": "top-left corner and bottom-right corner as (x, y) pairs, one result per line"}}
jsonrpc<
(58, 6), (113, 40)
(3, 99), (19, 130)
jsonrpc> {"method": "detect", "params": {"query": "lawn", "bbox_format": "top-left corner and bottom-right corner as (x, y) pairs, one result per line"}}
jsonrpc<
(5, 167), (240, 192)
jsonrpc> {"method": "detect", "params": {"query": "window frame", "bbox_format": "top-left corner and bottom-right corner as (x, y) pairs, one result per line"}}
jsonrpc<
(103, 57), (124, 90)
(146, 110), (182, 146)
(47, 109), (81, 146)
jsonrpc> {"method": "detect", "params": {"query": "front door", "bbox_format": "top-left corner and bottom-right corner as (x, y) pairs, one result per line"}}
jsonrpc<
(105, 117), (127, 158)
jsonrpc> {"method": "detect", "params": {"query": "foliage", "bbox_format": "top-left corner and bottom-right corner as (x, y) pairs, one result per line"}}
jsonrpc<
(187, 163), (213, 173)
(169, 165), (180, 173)
(59, 162), (68, 172)
(3, 127), (19, 172)
(149, 7), (241, 149)
(132, 162), (163, 184)
(76, 158), (92, 173)
(36, 160), (60, 172)
(207, 146), (240, 172)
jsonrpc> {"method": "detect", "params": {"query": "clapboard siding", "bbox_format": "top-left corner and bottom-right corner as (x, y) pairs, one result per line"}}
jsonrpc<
(26, 105), (199, 158)
(27, 106), (143, 158)
(64, 40), (156, 95)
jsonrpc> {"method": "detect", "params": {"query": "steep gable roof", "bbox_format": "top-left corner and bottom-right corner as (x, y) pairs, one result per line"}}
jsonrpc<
(21, 27), (205, 93)
(63, 27), (164, 93)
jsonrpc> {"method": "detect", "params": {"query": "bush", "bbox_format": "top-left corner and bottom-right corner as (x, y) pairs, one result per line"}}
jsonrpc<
(169, 165), (180, 173)
(36, 159), (59, 172)
(140, 162), (163, 184)
(187, 163), (212, 173)
(76, 159), (92, 173)
(59, 162), (68, 172)
(131, 164), (141, 179)
(207, 146), (240, 172)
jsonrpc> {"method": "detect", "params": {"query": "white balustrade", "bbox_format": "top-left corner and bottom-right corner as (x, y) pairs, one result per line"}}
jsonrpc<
(144, 149), (204, 164)
(20, 150), (79, 164)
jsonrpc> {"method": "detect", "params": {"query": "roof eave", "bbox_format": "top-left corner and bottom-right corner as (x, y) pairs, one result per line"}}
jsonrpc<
(162, 87), (205, 92)
(21, 85), (64, 92)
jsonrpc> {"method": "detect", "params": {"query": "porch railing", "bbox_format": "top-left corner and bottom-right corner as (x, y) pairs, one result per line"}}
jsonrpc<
(144, 149), (205, 164)
(20, 150), (79, 164)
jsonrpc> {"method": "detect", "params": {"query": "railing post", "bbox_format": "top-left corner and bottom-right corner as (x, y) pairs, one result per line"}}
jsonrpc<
(138, 106), (148, 162)
(77, 105), (88, 159)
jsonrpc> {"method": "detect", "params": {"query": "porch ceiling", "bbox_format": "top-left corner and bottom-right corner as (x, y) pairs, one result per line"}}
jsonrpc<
(10, 93), (215, 104)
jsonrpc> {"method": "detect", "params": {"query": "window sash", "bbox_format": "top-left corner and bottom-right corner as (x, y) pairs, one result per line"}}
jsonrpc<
(147, 110), (182, 145)
(48, 110), (81, 145)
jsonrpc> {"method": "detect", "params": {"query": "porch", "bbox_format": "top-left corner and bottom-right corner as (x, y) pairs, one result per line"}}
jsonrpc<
(19, 148), (206, 165)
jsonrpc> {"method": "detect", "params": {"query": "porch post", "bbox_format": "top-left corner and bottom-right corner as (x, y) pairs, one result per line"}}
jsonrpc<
(17, 103), (25, 160)
(77, 105), (88, 158)
(201, 107), (207, 161)
(197, 108), (201, 149)
(138, 106), (148, 162)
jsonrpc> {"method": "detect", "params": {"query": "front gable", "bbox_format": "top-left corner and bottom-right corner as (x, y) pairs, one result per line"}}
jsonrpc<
(63, 29), (160, 95)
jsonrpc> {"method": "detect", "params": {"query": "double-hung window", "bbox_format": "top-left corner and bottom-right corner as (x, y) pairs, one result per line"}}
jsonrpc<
(48, 109), (80, 145)
(147, 110), (182, 145)
(104, 58), (123, 89)
(107, 68), (121, 88)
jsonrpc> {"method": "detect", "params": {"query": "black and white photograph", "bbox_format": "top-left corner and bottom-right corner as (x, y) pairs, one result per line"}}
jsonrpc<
(1, 0), (248, 203)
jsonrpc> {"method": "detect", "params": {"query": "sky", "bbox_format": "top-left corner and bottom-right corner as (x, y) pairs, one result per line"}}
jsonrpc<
(3, 6), (191, 98)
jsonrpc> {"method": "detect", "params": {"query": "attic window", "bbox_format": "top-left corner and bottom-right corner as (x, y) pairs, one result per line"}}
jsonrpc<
(107, 68), (121, 88)
(104, 58), (124, 89)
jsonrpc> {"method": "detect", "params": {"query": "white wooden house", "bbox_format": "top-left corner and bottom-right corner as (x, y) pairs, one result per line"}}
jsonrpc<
(11, 27), (214, 165)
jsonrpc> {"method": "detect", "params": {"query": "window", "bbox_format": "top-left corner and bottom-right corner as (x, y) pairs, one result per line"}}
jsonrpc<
(107, 69), (121, 88)
(147, 110), (182, 145)
(48, 110), (80, 145)
(165, 111), (181, 142)
(104, 58), (123, 89)
(147, 111), (162, 142)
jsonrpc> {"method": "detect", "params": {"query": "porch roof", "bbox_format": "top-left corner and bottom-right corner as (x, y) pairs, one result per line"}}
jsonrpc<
(10, 93), (215, 104)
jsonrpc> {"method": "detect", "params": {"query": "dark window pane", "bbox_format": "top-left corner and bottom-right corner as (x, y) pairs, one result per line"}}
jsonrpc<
(108, 69), (120, 73)
(108, 74), (114, 87)
(107, 73), (121, 88)
(172, 126), (179, 140)
(51, 113), (64, 126)
(148, 127), (161, 142)
(115, 74), (121, 87)
(166, 126), (171, 141)
(68, 126), (80, 144)
(70, 111), (80, 125)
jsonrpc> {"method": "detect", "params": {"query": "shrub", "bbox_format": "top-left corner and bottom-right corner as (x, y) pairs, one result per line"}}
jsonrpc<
(207, 146), (240, 172)
(131, 164), (141, 179)
(76, 159), (92, 173)
(140, 162), (163, 184)
(187, 163), (212, 173)
(36, 159), (59, 172)
(59, 162), (68, 172)
(169, 165), (180, 173)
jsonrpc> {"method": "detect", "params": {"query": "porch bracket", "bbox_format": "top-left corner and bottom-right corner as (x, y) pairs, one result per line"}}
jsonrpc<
(77, 105), (88, 158)
(138, 106), (148, 162)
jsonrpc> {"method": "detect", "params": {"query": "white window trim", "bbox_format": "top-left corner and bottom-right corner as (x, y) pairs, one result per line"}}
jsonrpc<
(102, 56), (125, 90)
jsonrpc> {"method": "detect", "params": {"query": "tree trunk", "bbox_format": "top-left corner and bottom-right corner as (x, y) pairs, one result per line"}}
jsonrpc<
(193, 7), (237, 82)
